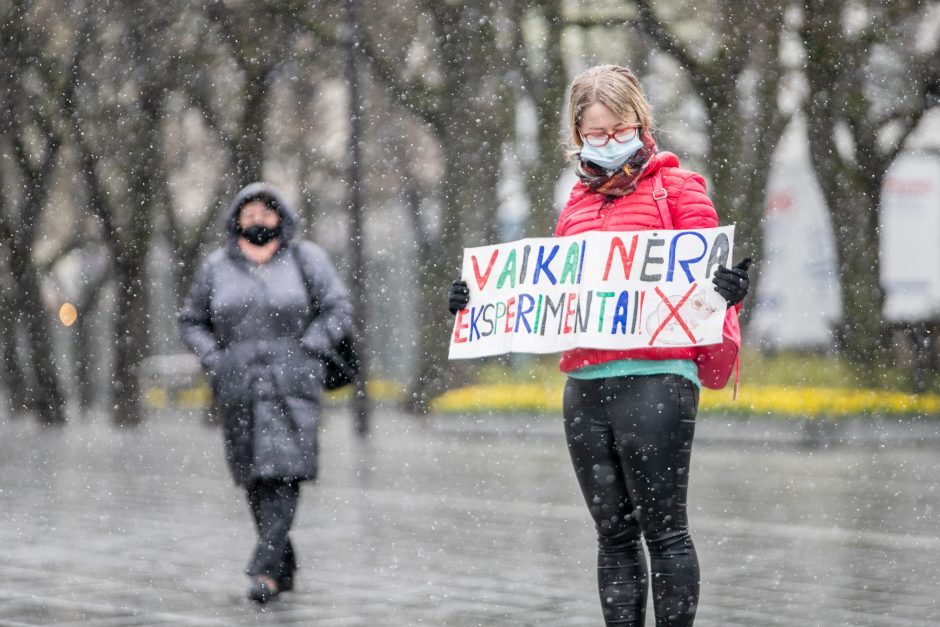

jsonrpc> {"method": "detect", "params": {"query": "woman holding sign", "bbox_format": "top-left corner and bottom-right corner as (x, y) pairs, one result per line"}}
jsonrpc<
(449, 65), (750, 626)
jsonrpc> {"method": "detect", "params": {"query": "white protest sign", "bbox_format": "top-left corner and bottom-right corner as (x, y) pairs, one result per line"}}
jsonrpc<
(449, 226), (734, 359)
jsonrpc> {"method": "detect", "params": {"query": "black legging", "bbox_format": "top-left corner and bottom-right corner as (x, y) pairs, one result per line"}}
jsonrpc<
(564, 374), (700, 627)
(245, 478), (300, 588)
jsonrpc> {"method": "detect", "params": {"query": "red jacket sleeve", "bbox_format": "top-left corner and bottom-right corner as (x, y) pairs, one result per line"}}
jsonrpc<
(672, 172), (719, 229)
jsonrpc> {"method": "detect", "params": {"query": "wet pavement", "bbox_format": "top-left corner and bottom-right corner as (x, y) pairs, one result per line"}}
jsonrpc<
(1, 406), (939, 626)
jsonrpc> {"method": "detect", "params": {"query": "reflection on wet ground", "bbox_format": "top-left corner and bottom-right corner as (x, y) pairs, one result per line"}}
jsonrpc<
(1, 408), (938, 625)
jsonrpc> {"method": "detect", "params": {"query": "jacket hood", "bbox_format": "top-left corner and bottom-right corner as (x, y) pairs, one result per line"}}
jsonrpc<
(226, 182), (299, 244)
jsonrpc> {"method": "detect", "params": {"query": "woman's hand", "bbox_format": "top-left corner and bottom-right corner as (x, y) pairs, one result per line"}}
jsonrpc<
(448, 279), (470, 315)
(712, 257), (751, 307)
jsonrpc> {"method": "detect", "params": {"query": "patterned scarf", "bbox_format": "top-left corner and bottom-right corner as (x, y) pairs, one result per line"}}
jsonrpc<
(576, 129), (657, 197)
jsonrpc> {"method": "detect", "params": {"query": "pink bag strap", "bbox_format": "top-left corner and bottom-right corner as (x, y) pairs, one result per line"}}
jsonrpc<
(652, 170), (673, 229)
(653, 169), (742, 397)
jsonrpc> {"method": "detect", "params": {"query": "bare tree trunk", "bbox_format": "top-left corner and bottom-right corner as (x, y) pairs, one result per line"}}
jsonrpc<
(701, 76), (780, 326)
(4, 139), (67, 425)
(832, 187), (885, 378)
(73, 302), (96, 412)
(0, 3), (68, 425)
(344, 0), (370, 434)
(110, 259), (149, 426)
(205, 0), (280, 190)
(7, 247), (67, 425)
(402, 3), (508, 411)
(405, 117), (504, 411)
(0, 226), (34, 416)
(406, 143), (467, 412)
(515, 0), (568, 238)
(173, 4), (283, 303)
(233, 66), (273, 188)
(65, 93), (157, 425)
(801, 0), (935, 381)
(109, 204), (152, 428)
(109, 87), (166, 427)
(0, 295), (33, 416)
(805, 78), (886, 378)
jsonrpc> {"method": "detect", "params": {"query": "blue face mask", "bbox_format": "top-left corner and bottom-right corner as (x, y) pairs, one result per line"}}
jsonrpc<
(579, 135), (644, 171)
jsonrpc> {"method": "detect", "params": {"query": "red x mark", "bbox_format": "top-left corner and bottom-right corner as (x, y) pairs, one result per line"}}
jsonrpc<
(648, 284), (698, 346)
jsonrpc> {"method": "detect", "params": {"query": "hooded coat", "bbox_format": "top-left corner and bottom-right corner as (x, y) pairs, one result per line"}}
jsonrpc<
(179, 183), (353, 485)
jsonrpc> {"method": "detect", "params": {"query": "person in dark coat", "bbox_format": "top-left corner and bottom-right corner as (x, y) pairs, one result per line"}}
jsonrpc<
(179, 182), (352, 603)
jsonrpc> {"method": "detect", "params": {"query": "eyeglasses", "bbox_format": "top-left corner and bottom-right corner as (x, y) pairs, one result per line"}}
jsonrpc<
(580, 124), (641, 148)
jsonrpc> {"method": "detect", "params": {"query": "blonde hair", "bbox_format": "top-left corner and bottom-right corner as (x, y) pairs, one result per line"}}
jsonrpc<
(566, 65), (654, 155)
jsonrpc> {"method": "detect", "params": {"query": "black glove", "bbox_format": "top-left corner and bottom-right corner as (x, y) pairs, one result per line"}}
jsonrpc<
(712, 257), (751, 307)
(448, 279), (470, 315)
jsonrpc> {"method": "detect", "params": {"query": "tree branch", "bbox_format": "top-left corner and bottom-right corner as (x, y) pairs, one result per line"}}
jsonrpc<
(37, 235), (84, 274)
(169, 175), (228, 260)
(509, 0), (535, 96)
(716, 4), (755, 79)
(631, 0), (701, 75)
(205, 0), (250, 71)
(884, 100), (930, 166)
(354, 28), (445, 130)
(59, 26), (120, 260)
(10, 106), (60, 244)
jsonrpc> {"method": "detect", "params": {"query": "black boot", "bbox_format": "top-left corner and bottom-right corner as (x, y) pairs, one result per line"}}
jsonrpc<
(247, 576), (279, 604)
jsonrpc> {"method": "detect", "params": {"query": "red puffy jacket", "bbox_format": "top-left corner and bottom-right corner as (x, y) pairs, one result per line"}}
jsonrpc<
(555, 151), (719, 372)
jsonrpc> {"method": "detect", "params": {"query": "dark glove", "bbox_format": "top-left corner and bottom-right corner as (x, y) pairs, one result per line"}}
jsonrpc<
(448, 279), (470, 315)
(712, 257), (751, 307)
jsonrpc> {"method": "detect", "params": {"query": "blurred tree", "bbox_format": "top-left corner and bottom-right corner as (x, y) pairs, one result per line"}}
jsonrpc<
(346, 0), (512, 411)
(203, 1), (275, 188)
(0, 5), (32, 419)
(511, 0), (569, 238)
(59, 3), (184, 425)
(201, 0), (305, 188)
(0, 0), (67, 425)
(342, 0), (370, 433)
(172, 1), (318, 302)
(168, 3), (258, 303)
(0, 248), (30, 416)
(801, 0), (939, 380)
(5, 0), (419, 422)
(0, 286), (31, 417)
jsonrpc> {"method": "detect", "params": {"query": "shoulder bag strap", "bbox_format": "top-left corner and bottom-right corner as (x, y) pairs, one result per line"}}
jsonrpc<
(652, 169), (673, 229)
(289, 243), (320, 318)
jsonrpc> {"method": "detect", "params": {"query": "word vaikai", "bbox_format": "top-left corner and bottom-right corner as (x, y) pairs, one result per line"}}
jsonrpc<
(469, 231), (730, 291)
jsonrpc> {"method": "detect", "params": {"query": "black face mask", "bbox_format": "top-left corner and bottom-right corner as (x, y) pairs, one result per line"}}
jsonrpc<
(238, 224), (281, 246)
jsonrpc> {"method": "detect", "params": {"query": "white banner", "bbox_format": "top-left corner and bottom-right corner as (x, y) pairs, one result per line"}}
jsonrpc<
(449, 226), (735, 359)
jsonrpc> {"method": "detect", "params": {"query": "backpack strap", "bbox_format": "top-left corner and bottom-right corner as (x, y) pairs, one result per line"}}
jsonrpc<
(652, 169), (673, 229)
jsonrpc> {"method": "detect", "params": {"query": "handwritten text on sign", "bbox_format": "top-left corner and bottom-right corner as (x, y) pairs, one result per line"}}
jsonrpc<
(448, 226), (734, 359)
